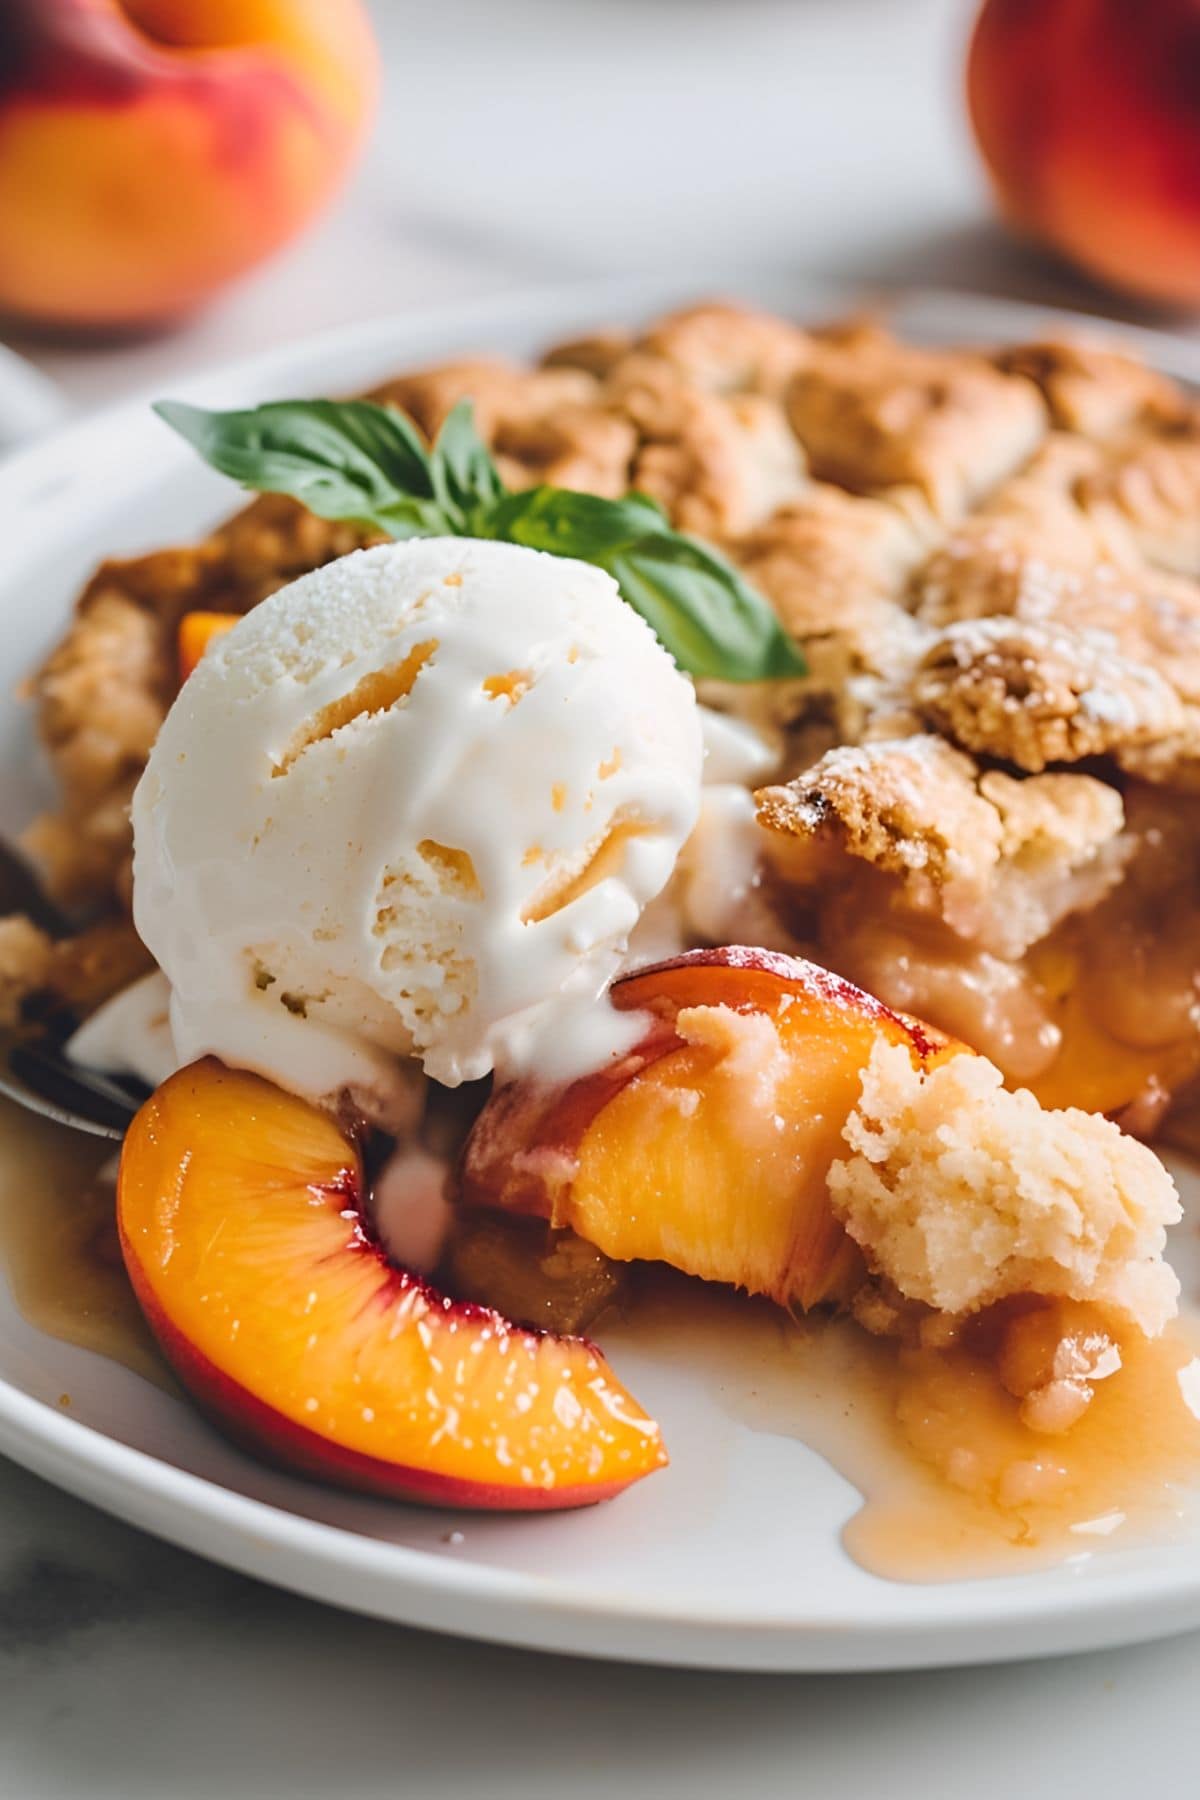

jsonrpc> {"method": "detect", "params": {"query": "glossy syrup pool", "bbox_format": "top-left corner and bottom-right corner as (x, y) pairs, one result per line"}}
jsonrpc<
(607, 1276), (1200, 1582)
(2, 1094), (1200, 1582)
(0, 1097), (165, 1388)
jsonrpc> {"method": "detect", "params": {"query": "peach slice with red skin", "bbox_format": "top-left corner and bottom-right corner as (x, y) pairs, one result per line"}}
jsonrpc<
(118, 1059), (666, 1509)
(462, 947), (956, 1311)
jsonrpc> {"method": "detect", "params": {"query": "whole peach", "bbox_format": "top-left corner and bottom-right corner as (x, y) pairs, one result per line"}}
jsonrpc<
(0, 0), (378, 328)
(968, 0), (1200, 308)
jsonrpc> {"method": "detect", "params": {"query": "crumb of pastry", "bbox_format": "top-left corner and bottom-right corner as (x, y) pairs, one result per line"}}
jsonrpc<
(829, 1040), (1181, 1336)
(0, 912), (153, 1028)
(674, 1002), (790, 1111)
(0, 916), (54, 1028)
(757, 735), (1130, 961)
(992, 337), (1188, 440)
(786, 331), (1046, 518)
(757, 735), (999, 888)
(912, 616), (1186, 772)
(637, 302), (812, 396)
(607, 353), (807, 536)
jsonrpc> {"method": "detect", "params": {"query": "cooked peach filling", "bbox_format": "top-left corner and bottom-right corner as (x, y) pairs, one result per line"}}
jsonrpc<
(763, 780), (1200, 1128)
(178, 610), (238, 683)
(463, 950), (1181, 1442)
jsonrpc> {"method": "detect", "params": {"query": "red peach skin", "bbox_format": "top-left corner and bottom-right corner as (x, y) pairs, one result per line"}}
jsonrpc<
(462, 948), (955, 1311)
(118, 1059), (667, 1509)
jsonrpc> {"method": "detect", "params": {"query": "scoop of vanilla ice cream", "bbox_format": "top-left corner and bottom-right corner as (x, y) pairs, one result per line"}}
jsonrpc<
(131, 539), (702, 1118)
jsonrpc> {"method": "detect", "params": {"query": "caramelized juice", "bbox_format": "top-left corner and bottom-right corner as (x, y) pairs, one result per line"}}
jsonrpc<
(848, 1317), (1200, 1579)
(0, 1097), (165, 1385)
(3, 1096), (1199, 1581)
(613, 1275), (1200, 1582)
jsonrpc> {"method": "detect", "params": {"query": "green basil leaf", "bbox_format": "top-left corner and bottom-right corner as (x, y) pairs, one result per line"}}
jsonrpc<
(154, 398), (446, 535)
(477, 486), (805, 681)
(369, 496), (459, 540)
(430, 401), (507, 526)
(479, 486), (668, 557)
(610, 536), (805, 682)
(156, 394), (806, 682)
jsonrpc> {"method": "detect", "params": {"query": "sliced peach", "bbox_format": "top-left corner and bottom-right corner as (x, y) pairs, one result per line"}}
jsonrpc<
(118, 1059), (666, 1509)
(462, 948), (955, 1311)
(177, 610), (238, 684)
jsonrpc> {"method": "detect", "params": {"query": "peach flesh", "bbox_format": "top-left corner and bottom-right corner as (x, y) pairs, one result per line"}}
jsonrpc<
(462, 948), (950, 1312)
(177, 610), (238, 684)
(118, 1060), (666, 1509)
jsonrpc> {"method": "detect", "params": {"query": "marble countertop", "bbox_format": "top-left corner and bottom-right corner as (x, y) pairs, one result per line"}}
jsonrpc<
(4, 0), (1200, 1790)
(2, 1449), (1198, 1799)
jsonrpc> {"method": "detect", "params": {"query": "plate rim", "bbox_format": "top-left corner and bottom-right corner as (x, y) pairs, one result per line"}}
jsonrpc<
(5, 268), (1200, 1672)
(8, 1370), (1200, 1673)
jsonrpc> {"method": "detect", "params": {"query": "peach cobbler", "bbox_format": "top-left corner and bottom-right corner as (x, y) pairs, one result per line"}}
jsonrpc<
(6, 300), (1200, 1549)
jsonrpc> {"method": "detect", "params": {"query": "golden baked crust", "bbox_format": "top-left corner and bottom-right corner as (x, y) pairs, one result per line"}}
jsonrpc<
(786, 324), (1047, 517)
(978, 765), (1126, 866)
(1115, 711), (1200, 791)
(639, 301), (811, 394)
(0, 917), (53, 1028)
(758, 733), (1124, 887)
(756, 736), (1129, 967)
(757, 735), (999, 888)
(14, 297), (1200, 1043)
(911, 617), (1186, 772)
(910, 433), (1130, 627)
(605, 353), (806, 536)
(915, 531), (1200, 707)
(0, 914), (152, 1026)
(992, 337), (1187, 439)
(734, 483), (937, 655)
(1078, 426), (1200, 577)
(373, 358), (637, 498)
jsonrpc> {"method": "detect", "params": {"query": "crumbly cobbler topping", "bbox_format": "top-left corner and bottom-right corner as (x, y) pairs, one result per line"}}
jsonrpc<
(11, 299), (1200, 1120)
(757, 735), (1129, 946)
(832, 1040), (1181, 1336)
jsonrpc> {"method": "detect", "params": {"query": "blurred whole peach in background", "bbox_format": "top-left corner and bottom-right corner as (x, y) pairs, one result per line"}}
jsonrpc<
(968, 0), (1200, 308)
(0, 0), (378, 330)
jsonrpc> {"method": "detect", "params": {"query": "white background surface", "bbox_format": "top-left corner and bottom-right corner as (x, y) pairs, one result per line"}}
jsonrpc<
(3, 0), (1200, 1791)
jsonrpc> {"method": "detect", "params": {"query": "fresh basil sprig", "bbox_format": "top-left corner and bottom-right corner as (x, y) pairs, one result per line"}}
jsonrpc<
(155, 395), (805, 683)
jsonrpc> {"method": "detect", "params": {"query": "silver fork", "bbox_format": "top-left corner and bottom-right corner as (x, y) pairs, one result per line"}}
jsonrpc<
(0, 1035), (137, 1141)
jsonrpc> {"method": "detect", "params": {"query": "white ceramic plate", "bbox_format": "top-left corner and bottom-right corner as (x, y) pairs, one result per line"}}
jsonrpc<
(4, 274), (1200, 1673)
